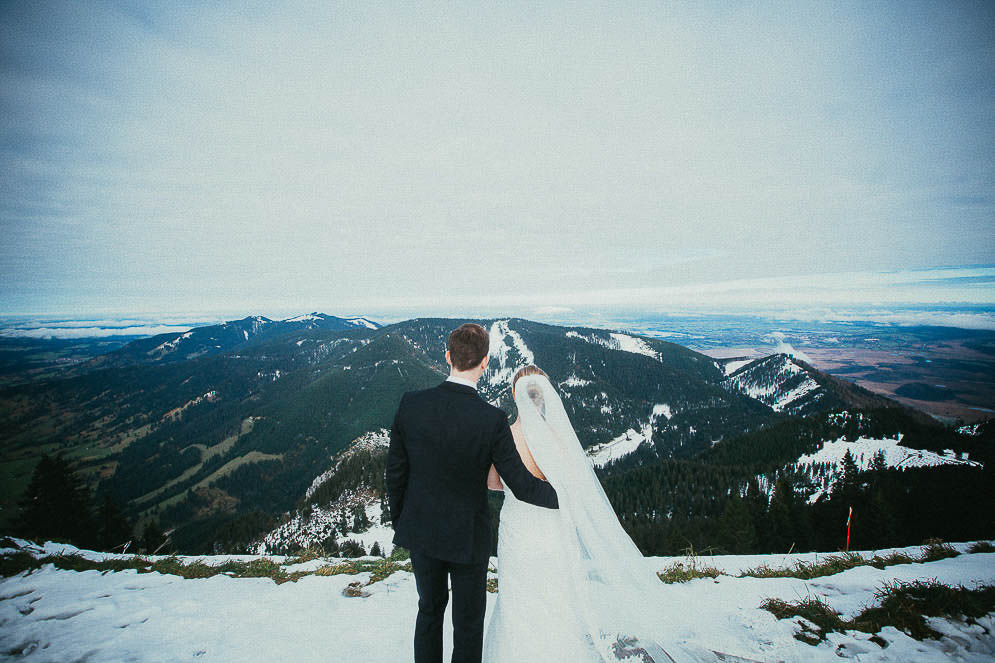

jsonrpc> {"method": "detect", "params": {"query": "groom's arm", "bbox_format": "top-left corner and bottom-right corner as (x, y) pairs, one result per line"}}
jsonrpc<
(491, 418), (558, 510)
(385, 396), (409, 524)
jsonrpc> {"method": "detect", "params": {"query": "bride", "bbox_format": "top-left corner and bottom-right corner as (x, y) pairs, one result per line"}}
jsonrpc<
(482, 366), (720, 663)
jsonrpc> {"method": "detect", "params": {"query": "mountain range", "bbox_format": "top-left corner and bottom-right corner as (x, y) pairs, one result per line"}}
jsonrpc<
(0, 314), (988, 554)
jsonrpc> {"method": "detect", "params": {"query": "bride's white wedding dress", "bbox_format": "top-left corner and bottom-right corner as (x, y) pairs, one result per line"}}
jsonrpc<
(483, 456), (601, 661)
(482, 374), (721, 663)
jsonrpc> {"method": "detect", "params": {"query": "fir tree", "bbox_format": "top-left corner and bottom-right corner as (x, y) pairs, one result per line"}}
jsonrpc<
(321, 534), (339, 555)
(836, 448), (861, 501)
(96, 494), (133, 552)
(351, 506), (371, 533)
(340, 539), (366, 558)
(16, 454), (94, 547)
(717, 495), (756, 554)
(141, 521), (168, 554)
(768, 477), (797, 553)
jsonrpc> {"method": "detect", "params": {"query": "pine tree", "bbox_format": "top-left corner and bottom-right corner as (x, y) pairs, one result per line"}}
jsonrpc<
(16, 454), (94, 547)
(141, 521), (167, 554)
(836, 448), (861, 500)
(380, 497), (391, 525)
(96, 494), (133, 552)
(717, 496), (756, 554)
(745, 478), (771, 553)
(321, 535), (340, 556)
(352, 506), (371, 533)
(768, 477), (797, 553)
(340, 539), (366, 558)
(370, 541), (382, 557)
(870, 449), (887, 474)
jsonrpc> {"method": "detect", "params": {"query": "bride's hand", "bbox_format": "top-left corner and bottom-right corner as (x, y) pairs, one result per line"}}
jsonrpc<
(487, 464), (504, 491)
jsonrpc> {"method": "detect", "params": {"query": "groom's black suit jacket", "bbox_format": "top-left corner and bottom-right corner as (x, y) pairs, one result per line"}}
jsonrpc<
(386, 380), (559, 564)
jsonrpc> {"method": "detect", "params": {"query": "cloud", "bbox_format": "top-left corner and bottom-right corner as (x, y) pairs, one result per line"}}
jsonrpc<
(764, 332), (812, 362)
(0, 324), (194, 339)
(2, 3), (993, 315)
(532, 306), (574, 316)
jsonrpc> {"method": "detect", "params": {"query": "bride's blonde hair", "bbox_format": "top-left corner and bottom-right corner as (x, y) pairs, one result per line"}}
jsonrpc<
(512, 365), (547, 392)
(512, 366), (548, 417)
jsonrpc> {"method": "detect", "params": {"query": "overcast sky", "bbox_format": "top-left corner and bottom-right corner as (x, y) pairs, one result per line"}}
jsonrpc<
(1, 1), (993, 318)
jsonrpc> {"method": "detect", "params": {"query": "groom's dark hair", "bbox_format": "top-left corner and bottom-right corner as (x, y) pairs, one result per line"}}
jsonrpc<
(448, 323), (489, 371)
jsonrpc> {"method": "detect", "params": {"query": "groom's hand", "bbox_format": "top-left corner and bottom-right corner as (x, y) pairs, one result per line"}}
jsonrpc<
(491, 419), (558, 509)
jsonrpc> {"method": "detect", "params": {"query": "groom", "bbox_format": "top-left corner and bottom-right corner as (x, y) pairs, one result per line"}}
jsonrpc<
(386, 322), (559, 663)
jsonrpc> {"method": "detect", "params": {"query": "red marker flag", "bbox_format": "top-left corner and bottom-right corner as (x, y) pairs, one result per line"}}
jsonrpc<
(846, 506), (853, 553)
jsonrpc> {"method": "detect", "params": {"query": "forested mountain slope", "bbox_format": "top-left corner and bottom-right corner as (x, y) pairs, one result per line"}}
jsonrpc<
(3, 315), (985, 554)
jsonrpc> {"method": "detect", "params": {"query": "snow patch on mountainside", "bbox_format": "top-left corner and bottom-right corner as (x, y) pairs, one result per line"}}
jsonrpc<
(721, 358), (753, 376)
(652, 403), (673, 420)
(346, 317), (380, 330)
(796, 435), (983, 503)
(797, 435), (982, 472)
(150, 330), (194, 356)
(560, 374), (592, 388)
(772, 378), (820, 411)
(257, 430), (392, 556)
(725, 354), (821, 413)
(481, 320), (534, 391)
(257, 490), (393, 557)
(304, 429), (390, 501)
(587, 427), (649, 467)
(587, 403), (673, 467)
(565, 330), (659, 360)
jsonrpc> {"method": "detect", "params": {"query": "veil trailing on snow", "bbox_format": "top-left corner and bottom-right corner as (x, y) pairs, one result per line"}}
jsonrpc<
(513, 373), (683, 661)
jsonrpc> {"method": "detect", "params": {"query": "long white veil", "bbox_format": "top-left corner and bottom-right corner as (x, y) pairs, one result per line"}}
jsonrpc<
(514, 373), (716, 663)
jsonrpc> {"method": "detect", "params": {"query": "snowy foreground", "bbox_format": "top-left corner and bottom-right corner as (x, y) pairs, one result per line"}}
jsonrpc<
(2, 540), (994, 662)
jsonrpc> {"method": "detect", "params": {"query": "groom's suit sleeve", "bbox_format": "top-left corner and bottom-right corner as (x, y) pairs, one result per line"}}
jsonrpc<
(491, 418), (559, 510)
(385, 395), (409, 525)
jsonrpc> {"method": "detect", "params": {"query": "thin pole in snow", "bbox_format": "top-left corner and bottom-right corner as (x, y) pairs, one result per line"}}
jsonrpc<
(846, 506), (853, 553)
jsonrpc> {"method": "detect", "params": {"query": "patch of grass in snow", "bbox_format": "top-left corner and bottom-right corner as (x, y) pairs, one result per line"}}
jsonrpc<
(760, 595), (845, 645)
(0, 548), (412, 586)
(0, 551), (42, 576)
(314, 557), (410, 585)
(743, 540), (959, 581)
(150, 556), (218, 579)
(967, 541), (995, 554)
(867, 551), (915, 569)
(284, 547), (325, 565)
(919, 538), (960, 563)
(742, 552), (866, 580)
(0, 552), (149, 577)
(763, 580), (995, 644)
(854, 579), (995, 641)
(657, 560), (722, 584)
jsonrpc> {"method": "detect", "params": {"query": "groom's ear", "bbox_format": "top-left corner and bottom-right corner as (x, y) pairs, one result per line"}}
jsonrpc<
(479, 355), (489, 371)
(445, 351), (453, 368)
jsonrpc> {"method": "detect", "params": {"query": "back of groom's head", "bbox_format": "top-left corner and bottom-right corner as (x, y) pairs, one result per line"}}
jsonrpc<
(448, 323), (489, 371)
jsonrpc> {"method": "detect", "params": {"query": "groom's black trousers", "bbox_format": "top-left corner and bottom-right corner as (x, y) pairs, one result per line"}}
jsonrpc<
(410, 550), (489, 663)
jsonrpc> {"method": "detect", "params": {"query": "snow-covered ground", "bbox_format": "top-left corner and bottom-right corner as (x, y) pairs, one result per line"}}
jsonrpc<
(2, 539), (993, 662)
